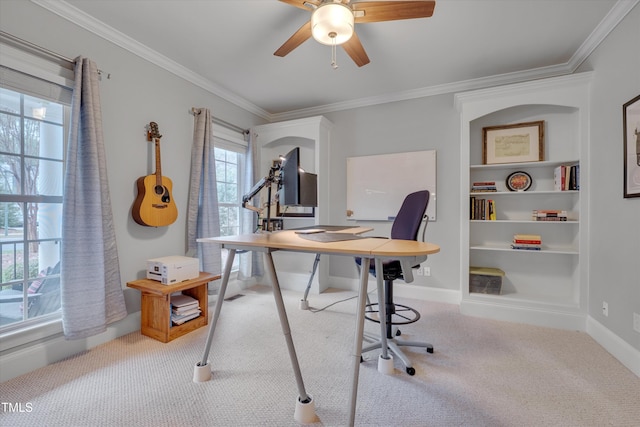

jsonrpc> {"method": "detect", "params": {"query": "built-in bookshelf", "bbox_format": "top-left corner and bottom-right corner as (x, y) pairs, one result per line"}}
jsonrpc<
(455, 73), (591, 330)
(252, 116), (333, 295)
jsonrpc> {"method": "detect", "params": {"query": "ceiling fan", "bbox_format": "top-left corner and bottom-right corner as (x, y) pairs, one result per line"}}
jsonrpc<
(274, 0), (436, 68)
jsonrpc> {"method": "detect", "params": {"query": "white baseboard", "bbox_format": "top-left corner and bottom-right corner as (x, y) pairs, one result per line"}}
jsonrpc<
(327, 276), (461, 305)
(3, 281), (637, 383)
(393, 283), (462, 305)
(0, 313), (140, 383)
(587, 316), (640, 378)
(459, 299), (587, 331)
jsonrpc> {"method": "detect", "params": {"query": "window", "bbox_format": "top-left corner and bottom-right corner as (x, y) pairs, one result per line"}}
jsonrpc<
(0, 87), (68, 331)
(214, 134), (246, 270)
(0, 51), (73, 335)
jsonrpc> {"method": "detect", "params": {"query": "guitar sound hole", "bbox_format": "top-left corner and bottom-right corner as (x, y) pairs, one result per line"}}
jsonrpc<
(154, 185), (164, 196)
(161, 187), (171, 203)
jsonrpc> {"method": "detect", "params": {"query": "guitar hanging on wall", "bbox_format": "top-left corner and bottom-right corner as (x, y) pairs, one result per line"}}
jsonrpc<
(132, 122), (178, 227)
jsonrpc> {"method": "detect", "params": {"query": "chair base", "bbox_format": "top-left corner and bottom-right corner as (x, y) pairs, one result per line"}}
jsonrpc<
(362, 331), (433, 376)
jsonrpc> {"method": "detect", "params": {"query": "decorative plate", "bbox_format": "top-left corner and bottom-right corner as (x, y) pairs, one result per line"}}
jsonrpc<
(506, 171), (532, 191)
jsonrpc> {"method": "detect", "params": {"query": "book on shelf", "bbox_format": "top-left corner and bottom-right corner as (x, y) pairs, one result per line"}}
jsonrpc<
(532, 210), (568, 221)
(488, 199), (496, 220)
(170, 293), (200, 325)
(510, 242), (541, 248)
(513, 233), (542, 245)
(514, 233), (541, 240)
(469, 197), (497, 220)
(554, 164), (579, 191)
(171, 293), (198, 307)
(172, 306), (200, 316)
(172, 311), (201, 325)
(471, 181), (497, 192)
(510, 244), (542, 250)
(512, 234), (541, 250)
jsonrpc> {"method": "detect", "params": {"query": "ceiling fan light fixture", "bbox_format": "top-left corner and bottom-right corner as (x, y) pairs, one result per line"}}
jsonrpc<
(311, 3), (354, 46)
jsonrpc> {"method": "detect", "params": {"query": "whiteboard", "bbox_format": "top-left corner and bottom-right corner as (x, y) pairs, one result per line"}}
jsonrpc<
(346, 150), (436, 221)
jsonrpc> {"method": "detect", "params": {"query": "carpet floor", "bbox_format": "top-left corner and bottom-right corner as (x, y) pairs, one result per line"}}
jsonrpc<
(1, 286), (639, 426)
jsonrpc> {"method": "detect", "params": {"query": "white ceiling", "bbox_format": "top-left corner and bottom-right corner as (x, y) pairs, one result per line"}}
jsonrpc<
(46, 0), (634, 120)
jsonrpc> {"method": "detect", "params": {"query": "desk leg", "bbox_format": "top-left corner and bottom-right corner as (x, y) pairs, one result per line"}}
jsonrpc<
(348, 256), (371, 426)
(300, 253), (321, 310)
(198, 248), (236, 369)
(263, 251), (316, 423)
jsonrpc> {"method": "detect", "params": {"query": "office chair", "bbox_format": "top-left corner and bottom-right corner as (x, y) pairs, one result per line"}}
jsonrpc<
(355, 190), (433, 376)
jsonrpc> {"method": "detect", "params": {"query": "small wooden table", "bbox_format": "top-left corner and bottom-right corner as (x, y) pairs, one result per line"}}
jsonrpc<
(127, 272), (219, 343)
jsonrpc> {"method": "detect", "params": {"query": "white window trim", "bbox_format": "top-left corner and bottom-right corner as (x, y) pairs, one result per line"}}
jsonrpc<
(0, 42), (74, 89)
(0, 39), (72, 348)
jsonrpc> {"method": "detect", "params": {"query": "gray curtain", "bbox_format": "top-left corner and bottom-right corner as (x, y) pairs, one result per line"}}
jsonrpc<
(186, 108), (221, 282)
(238, 130), (264, 280)
(61, 57), (126, 339)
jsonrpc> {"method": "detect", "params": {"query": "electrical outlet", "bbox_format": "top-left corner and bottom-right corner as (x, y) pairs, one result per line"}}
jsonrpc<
(633, 313), (640, 333)
(602, 301), (608, 317)
(424, 266), (431, 276)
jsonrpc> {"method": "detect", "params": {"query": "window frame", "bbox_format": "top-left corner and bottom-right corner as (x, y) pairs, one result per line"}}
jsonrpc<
(0, 89), (68, 334)
(213, 129), (247, 271)
(0, 40), (73, 343)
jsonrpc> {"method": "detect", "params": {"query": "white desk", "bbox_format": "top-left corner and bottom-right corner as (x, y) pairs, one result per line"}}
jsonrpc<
(197, 230), (439, 426)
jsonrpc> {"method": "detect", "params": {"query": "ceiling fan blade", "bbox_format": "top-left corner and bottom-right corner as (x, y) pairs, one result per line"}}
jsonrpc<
(278, 0), (320, 11)
(342, 31), (370, 67)
(353, 1), (436, 23)
(274, 21), (313, 57)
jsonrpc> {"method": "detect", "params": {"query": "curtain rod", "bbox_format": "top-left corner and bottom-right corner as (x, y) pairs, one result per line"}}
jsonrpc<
(0, 30), (110, 79)
(190, 108), (249, 135)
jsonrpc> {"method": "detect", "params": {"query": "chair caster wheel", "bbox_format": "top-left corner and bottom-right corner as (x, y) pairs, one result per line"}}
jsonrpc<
(395, 329), (401, 336)
(427, 347), (434, 354)
(406, 367), (415, 376)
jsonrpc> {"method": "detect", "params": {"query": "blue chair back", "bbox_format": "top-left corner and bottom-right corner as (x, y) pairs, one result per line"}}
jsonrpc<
(390, 190), (430, 241)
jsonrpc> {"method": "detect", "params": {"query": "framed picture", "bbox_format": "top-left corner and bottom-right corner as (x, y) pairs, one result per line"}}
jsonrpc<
(623, 94), (640, 198)
(276, 202), (315, 217)
(483, 121), (544, 165)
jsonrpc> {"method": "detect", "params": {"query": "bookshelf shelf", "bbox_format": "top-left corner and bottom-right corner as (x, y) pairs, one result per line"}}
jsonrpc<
(470, 244), (579, 255)
(470, 219), (579, 224)
(470, 159), (579, 170)
(456, 73), (590, 330)
(470, 190), (578, 196)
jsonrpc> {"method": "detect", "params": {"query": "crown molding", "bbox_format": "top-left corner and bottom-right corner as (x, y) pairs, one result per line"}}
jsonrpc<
(31, 0), (638, 123)
(567, 0), (639, 71)
(270, 63), (572, 122)
(30, 0), (271, 120)
(274, 0), (638, 121)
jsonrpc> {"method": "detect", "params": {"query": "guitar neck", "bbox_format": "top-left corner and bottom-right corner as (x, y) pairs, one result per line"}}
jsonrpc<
(154, 138), (162, 186)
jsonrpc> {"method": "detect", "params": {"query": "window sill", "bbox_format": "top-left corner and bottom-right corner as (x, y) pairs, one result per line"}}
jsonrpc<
(0, 316), (63, 353)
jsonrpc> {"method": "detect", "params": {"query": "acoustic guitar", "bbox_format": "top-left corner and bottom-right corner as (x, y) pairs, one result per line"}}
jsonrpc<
(132, 122), (178, 227)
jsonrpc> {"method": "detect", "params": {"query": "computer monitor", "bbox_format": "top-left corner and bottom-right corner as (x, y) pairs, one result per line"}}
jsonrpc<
(278, 147), (318, 207)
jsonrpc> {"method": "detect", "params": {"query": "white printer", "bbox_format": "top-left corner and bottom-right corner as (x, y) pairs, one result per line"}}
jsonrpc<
(146, 256), (199, 285)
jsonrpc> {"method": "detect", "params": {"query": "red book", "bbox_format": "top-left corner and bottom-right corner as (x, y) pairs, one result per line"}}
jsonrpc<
(513, 239), (542, 244)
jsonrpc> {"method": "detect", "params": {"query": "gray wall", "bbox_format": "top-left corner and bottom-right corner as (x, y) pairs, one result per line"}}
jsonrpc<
(0, 1), (267, 289)
(0, 1), (637, 376)
(577, 4), (640, 349)
(323, 95), (460, 291)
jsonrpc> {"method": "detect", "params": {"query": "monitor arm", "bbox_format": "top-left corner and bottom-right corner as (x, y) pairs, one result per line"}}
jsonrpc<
(241, 164), (281, 217)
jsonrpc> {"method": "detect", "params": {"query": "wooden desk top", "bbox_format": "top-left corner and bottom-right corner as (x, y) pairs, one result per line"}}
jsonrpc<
(198, 230), (440, 258)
